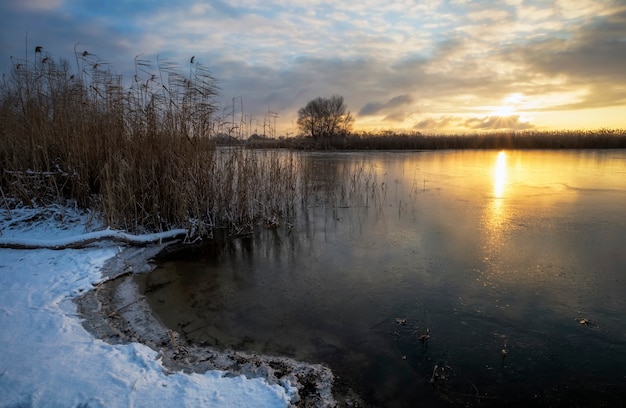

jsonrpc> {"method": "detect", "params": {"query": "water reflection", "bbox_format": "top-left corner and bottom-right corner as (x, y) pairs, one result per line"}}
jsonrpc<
(143, 150), (626, 408)
(493, 151), (507, 199)
(481, 152), (510, 287)
(488, 151), (509, 231)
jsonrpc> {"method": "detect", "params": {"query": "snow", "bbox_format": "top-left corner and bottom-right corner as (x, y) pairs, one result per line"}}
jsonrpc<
(0, 207), (295, 407)
(0, 228), (189, 249)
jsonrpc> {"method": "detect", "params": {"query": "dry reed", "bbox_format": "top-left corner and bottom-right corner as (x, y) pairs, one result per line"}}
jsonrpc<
(0, 46), (308, 237)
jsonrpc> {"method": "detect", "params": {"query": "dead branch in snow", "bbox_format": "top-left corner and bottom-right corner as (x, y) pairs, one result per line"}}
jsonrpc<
(0, 229), (188, 250)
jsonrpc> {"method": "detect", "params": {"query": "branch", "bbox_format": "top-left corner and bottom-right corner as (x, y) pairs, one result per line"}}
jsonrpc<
(0, 228), (188, 250)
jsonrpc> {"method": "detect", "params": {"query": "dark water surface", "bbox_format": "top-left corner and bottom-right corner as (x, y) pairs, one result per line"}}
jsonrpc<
(139, 150), (626, 407)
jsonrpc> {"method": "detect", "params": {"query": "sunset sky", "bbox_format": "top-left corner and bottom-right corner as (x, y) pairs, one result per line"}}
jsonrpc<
(1, 0), (625, 135)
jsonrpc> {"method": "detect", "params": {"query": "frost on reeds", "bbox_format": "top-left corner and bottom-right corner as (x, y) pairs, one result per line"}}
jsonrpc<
(0, 46), (304, 237)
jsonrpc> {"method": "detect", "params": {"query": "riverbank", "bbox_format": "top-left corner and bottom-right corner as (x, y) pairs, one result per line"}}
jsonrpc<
(0, 206), (337, 407)
(75, 241), (338, 407)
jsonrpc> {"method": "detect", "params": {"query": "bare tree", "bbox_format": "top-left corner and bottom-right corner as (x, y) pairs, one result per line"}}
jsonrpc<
(297, 95), (353, 141)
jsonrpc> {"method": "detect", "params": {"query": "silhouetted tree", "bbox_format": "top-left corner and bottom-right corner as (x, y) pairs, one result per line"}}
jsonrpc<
(297, 95), (354, 141)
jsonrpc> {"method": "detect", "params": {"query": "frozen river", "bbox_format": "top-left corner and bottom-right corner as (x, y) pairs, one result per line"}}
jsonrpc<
(140, 149), (626, 407)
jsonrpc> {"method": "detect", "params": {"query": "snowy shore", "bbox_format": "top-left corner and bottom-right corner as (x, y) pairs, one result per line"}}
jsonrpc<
(0, 207), (336, 407)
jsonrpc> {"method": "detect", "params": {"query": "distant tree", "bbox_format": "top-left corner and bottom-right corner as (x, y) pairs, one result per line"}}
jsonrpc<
(297, 95), (354, 141)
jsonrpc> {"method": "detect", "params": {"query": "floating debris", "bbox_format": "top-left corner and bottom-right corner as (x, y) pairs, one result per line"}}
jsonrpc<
(501, 342), (508, 367)
(577, 317), (592, 326)
(429, 364), (449, 385)
(395, 317), (407, 325)
(418, 328), (431, 346)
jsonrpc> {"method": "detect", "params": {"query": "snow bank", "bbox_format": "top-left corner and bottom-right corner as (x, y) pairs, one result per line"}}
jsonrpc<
(0, 208), (294, 407)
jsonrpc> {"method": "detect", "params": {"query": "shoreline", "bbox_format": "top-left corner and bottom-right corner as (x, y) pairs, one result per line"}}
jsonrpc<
(75, 243), (347, 408)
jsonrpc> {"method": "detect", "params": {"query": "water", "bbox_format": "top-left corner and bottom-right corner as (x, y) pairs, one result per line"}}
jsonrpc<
(138, 150), (626, 407)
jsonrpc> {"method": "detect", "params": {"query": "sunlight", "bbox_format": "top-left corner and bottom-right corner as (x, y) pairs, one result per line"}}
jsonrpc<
(487, 151), (508, 234)
(482, 151), (510, 268)
(491, 93), (524, 117)
(493, 105), (514, 116)
(503, 93), (523, 105)
(494, 151), (507, 198)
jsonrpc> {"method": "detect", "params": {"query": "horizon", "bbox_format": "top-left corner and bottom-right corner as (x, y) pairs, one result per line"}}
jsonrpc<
(1, 1), (625, 135)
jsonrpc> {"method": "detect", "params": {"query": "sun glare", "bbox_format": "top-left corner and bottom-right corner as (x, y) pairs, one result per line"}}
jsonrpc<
(491, 93), (524, 117)
(485, 151), (509, 243)
(494, 151), (507, 198)
(493, 105), (515, 116)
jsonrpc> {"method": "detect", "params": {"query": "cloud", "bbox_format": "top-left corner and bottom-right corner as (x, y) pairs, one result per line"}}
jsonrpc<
(414, 115), (536, 132)
(465, 115), (535, 130)
(358, 102), (385, 116)
(414, 116), (461, 131)
(358, 94), (414, 124)
(208, 0), (246, 18)
(386, 94), (413, 108)
(513, 9), (626, 81)
(1, 0), (625, 134)
(9, 0), (64, 11)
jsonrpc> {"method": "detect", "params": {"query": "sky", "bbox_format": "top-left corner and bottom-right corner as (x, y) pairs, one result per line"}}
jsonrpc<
(1, 0), (625, 135)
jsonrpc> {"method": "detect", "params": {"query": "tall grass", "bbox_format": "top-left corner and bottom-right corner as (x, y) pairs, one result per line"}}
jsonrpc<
(0, 46), (305, 237)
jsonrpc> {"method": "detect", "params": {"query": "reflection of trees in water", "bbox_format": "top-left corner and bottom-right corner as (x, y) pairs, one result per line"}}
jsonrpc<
(299, 154), (386, 212)
(145, 150), (626, 408)
(149, 153), (413, 353)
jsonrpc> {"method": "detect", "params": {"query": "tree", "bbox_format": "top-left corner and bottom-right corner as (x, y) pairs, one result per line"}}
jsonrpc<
(297, 95), (354, 140)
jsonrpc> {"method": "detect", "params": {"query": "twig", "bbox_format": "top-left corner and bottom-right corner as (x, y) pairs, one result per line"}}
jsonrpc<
(429, 364), (439, 384)
(107, 296), (144, 318)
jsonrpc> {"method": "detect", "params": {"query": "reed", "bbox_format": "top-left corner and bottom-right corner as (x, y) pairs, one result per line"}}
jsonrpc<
(343, 129), (626, 150)
(0, 46), (306, 237)
(249, 129), (626, 150)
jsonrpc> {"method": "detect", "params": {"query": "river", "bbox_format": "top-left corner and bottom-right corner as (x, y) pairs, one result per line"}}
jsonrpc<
(138, 149), (626, 407)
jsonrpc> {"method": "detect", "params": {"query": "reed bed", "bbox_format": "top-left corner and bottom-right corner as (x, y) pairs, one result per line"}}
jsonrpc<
(346, 129), (626, 150)
(0, 47), (309, 237)
(249, 129), (626, 150)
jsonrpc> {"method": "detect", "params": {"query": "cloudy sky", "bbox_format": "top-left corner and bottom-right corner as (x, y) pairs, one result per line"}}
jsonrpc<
(1, 0), (625, 135)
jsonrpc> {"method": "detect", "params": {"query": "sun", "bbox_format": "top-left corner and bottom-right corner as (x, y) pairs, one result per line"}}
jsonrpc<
(491, 93), (524, 117)
(493, 105), (515, 116)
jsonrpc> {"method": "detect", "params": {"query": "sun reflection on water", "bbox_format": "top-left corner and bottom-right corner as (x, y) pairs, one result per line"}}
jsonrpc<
(487, 151), (508, 235)
(481, 151), (510, 283)
(494, 151), (507, 199)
